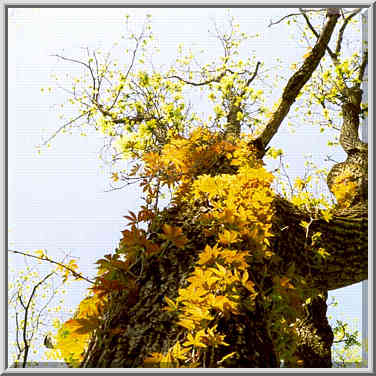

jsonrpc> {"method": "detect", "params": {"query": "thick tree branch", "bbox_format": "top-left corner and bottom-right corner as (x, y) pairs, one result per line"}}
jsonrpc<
(255, 8), (340, 154)
(299, 8), (338, 61)
(272, 197), (367, 292)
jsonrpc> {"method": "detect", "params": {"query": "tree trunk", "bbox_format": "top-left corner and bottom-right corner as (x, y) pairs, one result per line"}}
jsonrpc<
(81, 193), (366, 368)
(283, 292), (334, 368)
(78, 9), (368, 368)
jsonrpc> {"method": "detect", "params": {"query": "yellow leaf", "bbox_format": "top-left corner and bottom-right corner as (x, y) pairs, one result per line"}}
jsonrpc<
(300, 221), (309, 230)
(197, 244), (219, 265)
(35, 249), (47, 259)
(177, 319), (195, 331)
(264, 250), (274, 259)
(218, 230), (240, 245)
(183, 332), (207, 348)
(241, 270), (249, 286)
(321, 209), (333, 223)
(164, 296), (178, 312)
(302, 48), (312, 59)
(210, 263), (227, 279)
(171, 341), (190, 360)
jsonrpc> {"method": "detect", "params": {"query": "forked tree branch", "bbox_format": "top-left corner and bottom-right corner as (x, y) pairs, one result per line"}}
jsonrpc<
(299, 8), (338, 61)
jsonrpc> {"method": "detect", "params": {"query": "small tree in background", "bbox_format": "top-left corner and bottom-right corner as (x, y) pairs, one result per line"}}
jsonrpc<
(8, 249), (92, 367)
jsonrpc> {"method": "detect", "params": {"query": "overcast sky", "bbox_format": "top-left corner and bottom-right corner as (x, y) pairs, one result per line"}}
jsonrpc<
(7, 7), (365, 364)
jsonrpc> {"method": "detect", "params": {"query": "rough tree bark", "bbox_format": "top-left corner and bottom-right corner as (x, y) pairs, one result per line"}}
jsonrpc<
(79, 8), (368, 368)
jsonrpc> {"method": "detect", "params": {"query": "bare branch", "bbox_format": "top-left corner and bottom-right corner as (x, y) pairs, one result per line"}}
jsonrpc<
(15, 312), (22, 355)
(356, 49), (368, 87)
(166, 70), (227, 87)
(268, 8), (326, 27)
(22, 271), (54, 367)
(335, 8), (361, 57)
(244, 61), (261, 89)
(39, 112), (88, 147)
(9, 249), (95, 284)
(17, 292), (26, 310)
(51, 53), (93, 70)
(108, 25), (146, 111)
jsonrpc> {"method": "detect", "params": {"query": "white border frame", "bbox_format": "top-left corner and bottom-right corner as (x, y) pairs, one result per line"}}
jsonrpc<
(1, 1), (373, 374)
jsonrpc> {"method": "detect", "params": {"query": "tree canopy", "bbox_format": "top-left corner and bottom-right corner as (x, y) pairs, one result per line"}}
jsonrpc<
(36, 8), (368, 368)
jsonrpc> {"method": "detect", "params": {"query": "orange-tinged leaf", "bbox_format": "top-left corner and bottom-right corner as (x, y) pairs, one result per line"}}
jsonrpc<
(161, 224), (188, 248)
(280, 276), (290, 287)
(120, 226), (148, 248)
(123, 210), (138, 225)
(110, 327), (123, 335)
(221, 208), (236, 224)
(144, 352), (163, 366)
(145, 242), (161, 256)
(65, 317), (100, 335)
(111, 172), (120, 182)
(244, 280), (256, 293)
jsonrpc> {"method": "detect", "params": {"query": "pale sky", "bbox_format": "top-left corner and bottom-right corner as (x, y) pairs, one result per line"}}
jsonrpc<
(7, 7), (365, 365)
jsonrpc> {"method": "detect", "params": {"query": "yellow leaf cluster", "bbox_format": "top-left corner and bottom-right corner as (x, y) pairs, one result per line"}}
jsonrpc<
(331, 173), (357, 208)
(155, 134), (275, 366)
(47, 294), (106, 366)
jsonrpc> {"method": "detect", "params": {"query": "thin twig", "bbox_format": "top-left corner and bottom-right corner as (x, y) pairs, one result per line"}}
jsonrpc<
(39, 113), (88, 147)
(166, 71), (227, 87)
(335, 9), (361, 57)
(268, 9), (326, 27)
(22, 272), (54, 367)
(9, 249), (94, 284)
